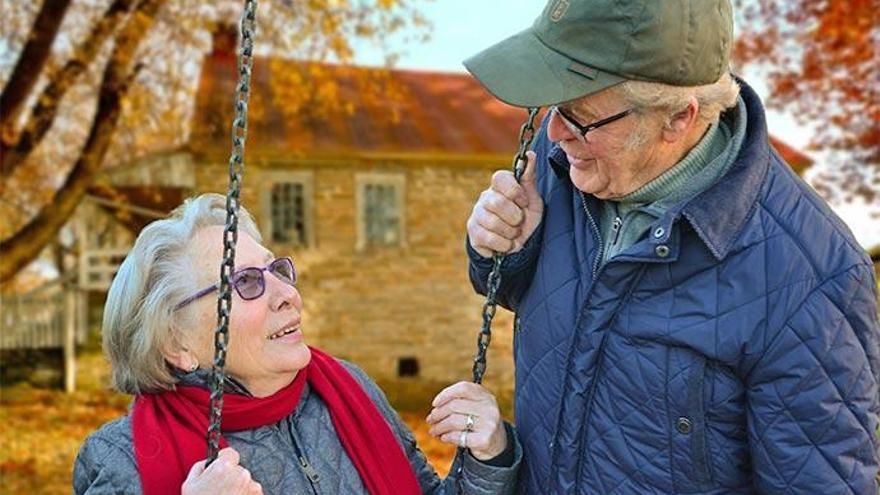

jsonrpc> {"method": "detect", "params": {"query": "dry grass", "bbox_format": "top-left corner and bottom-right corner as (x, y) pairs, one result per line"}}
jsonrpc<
(0, 351), (455, 494)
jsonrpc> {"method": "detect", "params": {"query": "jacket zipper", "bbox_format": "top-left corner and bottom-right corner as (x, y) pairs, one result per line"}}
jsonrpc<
(298, 456), (321, 483)
(580, 192), (603, 278)
(549, 193), (606, 489)
(610, 202), (623, 247)
(571, 192), (650, 487)
(611, 216), (623, 245)
(284, 422), (321, 492)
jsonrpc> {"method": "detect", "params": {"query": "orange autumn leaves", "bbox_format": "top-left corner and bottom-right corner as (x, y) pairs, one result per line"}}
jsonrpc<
(734, 0), (879, 201)
(0, 352), (455, 495)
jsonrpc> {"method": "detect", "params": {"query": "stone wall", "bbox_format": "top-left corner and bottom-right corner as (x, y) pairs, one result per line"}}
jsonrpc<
(196, 156), (517, 411)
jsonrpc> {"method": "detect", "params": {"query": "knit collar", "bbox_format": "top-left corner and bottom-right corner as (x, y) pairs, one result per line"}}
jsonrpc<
(617, 120), (729, 207)
(548, 76), (772, 260)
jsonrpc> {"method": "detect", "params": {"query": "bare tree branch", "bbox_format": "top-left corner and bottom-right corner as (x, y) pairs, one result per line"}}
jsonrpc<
(0, 0), (164, 283)
(0, 0), (72, 131)
(1, 0), (135, 177)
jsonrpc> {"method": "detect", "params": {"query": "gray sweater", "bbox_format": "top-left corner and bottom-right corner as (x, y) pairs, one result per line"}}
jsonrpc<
(73, 361), (521, 494)
(598, 96), (748, 266)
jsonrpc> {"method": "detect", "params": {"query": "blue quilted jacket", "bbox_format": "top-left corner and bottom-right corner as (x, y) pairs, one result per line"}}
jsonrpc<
(468, 80), (880, 494)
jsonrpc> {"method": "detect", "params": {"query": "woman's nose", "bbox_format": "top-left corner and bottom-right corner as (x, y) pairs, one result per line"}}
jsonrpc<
(267, 274), (301, 311)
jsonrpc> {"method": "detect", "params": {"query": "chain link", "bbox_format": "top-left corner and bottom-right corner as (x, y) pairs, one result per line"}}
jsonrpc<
(455, 107), (539, 491)
(472, 106), (538, 385)
(206, 0), (257, 465)
(201, 4), (535, 471)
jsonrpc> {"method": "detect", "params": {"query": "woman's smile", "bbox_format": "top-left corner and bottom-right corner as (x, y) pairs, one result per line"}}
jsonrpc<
(266, 326), (303, 343)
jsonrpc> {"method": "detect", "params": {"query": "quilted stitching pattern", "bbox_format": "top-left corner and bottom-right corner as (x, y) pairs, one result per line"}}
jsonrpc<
(469, 81), (880, 494)
(73, 361), (522, 494)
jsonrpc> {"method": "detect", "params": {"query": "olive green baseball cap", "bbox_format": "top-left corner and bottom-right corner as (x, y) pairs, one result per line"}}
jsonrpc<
(464, 0), (733, 107)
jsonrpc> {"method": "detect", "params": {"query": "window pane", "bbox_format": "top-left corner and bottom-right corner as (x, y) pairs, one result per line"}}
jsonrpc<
(363, 182), (401, 246)
(270, 182), (306, 245)
(398, 357), (419, 377)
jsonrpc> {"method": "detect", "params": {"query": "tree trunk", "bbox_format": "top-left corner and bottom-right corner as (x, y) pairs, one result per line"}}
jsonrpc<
(0, 0), (72, 133)
(0, 0), (163, 284)
(1, 0), (135, 177)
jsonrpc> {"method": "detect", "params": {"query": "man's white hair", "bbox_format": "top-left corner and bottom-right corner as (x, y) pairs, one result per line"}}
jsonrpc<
(102, 193), (261, 394)
(616, 71), (741, 128)
(597, 72), (739, 149)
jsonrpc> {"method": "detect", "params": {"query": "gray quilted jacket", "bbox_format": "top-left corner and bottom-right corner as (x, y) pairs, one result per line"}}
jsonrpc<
(73, 361), (521, 494)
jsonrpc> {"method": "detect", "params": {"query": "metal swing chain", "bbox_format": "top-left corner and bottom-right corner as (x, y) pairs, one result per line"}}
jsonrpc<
(454, 106), (539, 491)
(471, 106), (539, 385)
(203, 0), (536, 471)
(206, 0), (258, 465)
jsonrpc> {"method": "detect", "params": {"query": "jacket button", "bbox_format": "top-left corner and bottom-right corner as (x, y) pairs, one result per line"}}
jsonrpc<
(655, 244), (670, 257)
(676, 416), (693, 434)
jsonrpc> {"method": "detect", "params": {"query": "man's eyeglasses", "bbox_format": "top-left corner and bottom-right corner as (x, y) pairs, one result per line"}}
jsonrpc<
(552, 105), (636, 145)
(175, 257), (297, 310)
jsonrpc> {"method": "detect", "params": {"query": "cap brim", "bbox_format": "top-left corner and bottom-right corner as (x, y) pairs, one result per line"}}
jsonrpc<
(463, 29), (625, 108)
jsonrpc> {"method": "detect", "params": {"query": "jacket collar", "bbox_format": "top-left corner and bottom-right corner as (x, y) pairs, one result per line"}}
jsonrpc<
(548, 77), (770, 261)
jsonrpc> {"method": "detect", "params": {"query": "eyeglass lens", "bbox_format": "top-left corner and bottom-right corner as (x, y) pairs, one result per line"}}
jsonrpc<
(554, 107), (586, 142)
(234, 268), (266, 300)
(232, 258), (297, 301)
(269, 258), (296, 285)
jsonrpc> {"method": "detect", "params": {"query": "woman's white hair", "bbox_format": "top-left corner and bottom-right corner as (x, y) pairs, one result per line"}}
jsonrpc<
(103, 193), (261, 394)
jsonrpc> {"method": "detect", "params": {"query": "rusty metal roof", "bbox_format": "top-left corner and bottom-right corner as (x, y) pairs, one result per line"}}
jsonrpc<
(192, 54), (538, 159)
(191, 42), (811, 169)
(768, 136), (813, 174)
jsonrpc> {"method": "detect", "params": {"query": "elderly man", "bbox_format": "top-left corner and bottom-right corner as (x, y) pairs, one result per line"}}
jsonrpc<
(464, 0), (880, 493)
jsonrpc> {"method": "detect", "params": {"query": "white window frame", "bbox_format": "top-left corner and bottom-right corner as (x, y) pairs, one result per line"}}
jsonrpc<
(260, 171), (315, 248)
(355, 172), (406, 251)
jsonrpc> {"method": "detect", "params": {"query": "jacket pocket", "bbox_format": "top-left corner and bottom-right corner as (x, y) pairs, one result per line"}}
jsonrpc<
(666, 347), (713, 491)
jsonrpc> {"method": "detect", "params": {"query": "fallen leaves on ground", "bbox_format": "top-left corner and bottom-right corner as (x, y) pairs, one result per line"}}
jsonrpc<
(0, 352), (455, 494)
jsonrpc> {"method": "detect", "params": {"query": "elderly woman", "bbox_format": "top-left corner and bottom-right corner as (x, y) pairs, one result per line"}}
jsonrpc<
(74, 193), (520, 494)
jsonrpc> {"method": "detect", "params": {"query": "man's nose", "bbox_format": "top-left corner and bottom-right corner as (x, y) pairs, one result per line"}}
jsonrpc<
(547, 109), (575, 143)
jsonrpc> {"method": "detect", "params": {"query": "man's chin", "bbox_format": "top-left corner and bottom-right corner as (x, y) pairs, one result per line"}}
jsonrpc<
(569, 168), (608, 197)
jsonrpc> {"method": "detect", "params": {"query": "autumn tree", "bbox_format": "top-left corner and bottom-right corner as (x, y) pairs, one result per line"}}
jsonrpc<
(0, 0), (429, 284)
(733, 0), (879, 206)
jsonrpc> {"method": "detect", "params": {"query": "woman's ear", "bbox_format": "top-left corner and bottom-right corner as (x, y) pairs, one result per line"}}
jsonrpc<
(163, 346), (199, 372)
(162, 330), (199, 372)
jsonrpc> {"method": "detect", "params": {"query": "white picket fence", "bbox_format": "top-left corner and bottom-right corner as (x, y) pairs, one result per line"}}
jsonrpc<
(79, 248), (128, 291)
(0, 275), (87, 392)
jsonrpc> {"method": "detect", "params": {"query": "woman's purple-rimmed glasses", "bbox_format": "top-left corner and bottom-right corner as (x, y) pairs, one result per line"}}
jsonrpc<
(174, 257), (297, 311)
(552, 105), (636, 145)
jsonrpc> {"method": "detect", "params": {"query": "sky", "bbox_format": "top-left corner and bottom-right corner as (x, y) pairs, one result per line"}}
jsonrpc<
(1, 1), (875, 249)
(353, 0), (813, 149)
(353, 0), (879, 249)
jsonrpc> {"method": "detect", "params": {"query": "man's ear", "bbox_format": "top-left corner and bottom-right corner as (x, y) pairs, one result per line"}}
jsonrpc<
(661, 95), (700, 143)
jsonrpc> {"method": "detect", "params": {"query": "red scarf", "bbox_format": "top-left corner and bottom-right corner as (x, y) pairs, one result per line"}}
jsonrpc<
(132, 347), (421, 495)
